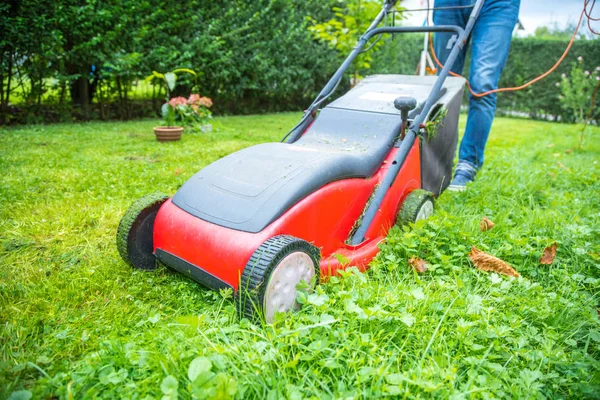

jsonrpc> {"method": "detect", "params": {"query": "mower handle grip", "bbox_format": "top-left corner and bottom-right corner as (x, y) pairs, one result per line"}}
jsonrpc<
(364, 25), (464, 42)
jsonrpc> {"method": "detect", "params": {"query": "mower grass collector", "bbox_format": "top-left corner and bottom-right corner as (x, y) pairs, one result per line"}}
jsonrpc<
(117, 0), (484, 322)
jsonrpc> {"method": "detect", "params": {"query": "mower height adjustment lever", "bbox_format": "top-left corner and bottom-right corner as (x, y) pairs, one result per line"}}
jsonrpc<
(394, 96), (417, 140)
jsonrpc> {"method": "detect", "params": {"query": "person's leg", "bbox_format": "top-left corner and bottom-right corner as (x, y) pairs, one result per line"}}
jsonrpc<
(458, 0), (520, 171)
(432, 0), (471, 75)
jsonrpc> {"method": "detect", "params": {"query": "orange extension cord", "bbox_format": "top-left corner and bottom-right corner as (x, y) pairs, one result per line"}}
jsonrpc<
(427, 0), (591, 98)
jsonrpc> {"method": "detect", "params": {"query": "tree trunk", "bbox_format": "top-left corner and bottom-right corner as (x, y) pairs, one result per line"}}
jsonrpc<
(0, 65), (4, 109)
(5, 52), (13, 106)
(59, 81), (66, 105)
(36, 75), (43, 106)
(68, 65), (96, 120)
(0, 48), (4, 106)
(73, 77), (90, 118)
(98, 80), (106, 120)
(88, 74), (97, 106)
(115, 77), (124, 119)
(38, 80), (42, 106)
(123, 81), (129, 120)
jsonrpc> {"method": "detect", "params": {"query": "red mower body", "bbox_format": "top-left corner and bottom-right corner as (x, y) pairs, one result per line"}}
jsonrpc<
(153, 143), (420, 291)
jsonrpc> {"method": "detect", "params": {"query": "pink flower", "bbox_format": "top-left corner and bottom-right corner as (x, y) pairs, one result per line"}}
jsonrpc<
(168, 96), (188, 107)
(555, 82), (560, 87)
(585, 70), (590, 75)
(597, 66), (600, 71)
(188, 94), (201, 104)
(578, 56), (583, 61)
(597, 76), (600, 81)
(561, 73), (566, 78)
(199, 97), (213, 108)
(187, 94), (213, 108)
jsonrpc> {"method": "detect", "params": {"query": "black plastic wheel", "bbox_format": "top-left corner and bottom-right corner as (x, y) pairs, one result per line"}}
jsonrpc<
(116, 193), (169, 270)
(237, 235), (320, 323)
(396, 189), (435, 227)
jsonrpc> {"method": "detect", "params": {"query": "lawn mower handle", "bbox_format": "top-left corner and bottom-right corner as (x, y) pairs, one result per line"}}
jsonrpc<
(316, 25), (465, 108)
(349, 0), (485, 245)
(283, 0), (395, 143)
(284, 23), (466, 143)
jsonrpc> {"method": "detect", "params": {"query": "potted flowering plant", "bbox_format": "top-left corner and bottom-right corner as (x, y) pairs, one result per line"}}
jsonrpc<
(146, 68), (196, 142)
(157, 94), (213, 138)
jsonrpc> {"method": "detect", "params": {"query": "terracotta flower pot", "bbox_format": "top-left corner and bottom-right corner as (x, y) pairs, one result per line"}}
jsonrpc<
(154, 126), (183, 142)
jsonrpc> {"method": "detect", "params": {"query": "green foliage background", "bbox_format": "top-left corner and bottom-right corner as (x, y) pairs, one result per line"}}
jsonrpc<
(1, 1), (599, 124)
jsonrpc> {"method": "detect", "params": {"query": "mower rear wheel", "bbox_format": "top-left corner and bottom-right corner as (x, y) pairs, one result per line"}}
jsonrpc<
(237, 235), (320, 323)
(396, 189), (434, 227)
(116, 193), (169, 271)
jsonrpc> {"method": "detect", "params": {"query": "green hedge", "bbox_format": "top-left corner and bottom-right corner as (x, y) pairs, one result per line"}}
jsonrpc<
(0, 0), (341, 123)
(370, 35), (600, 123)
(2, 0), (598, 125)
(495, 38), (599, 122)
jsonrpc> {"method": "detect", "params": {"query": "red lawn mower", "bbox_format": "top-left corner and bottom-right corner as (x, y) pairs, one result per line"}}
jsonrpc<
(117, 0), (484, 322)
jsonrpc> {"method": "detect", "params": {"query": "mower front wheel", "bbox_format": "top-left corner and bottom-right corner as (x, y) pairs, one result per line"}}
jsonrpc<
(116, 193), (169, 271)
(396, 189), (434, 227)
(237, 235), (320, 323)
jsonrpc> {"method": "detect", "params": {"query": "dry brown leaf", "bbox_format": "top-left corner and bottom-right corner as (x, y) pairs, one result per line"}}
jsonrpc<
(469, 246), (520, 278)
(547, 143), (555, 148)
(539, 242), (558, 265)
(557, 162), (570, 171)
(479, 217), (495, 232)
(408, 256), (429, 273)
(553, 153), (561, 157)
(174, 168), (182, 176)
(565, 149), (572, 154)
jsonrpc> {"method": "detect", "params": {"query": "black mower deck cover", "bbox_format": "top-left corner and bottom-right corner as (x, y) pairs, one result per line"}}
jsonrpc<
(172, 74), (465, 232)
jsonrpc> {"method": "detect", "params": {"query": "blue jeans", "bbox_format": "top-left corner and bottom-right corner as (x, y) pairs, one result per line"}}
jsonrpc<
(434, 0), (520, 169)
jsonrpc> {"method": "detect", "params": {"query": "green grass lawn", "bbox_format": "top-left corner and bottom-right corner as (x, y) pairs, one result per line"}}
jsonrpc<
(1, 114), (599, 399)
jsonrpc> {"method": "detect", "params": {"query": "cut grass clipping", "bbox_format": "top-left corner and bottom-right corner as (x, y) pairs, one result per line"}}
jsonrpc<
(0, 114), (599, 398)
